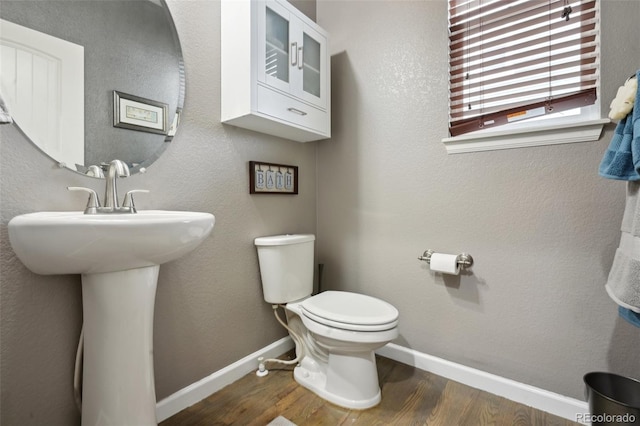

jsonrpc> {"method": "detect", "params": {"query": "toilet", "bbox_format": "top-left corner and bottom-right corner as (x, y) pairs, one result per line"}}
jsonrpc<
(254, 234), (399, 409)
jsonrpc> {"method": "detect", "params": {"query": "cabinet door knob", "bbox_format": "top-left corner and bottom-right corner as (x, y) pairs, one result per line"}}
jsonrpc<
(298, 46), (303, 70)
(287, 107), (307, 116)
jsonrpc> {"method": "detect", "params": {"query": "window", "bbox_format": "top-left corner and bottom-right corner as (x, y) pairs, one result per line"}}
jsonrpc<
(447, 0), (601, 139)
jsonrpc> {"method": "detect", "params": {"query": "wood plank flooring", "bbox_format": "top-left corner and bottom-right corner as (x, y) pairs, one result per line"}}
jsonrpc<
(160, 352), (579, 426)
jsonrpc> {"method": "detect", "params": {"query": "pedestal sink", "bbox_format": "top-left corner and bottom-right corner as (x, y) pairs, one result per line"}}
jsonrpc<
(8, 210), (215, 426)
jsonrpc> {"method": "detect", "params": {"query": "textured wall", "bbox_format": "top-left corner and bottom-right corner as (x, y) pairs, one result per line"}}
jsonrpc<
(315, 0), (640, 400)
(0, 1), (316, 425)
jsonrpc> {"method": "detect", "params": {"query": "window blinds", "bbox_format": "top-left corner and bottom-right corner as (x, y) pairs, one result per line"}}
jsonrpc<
(448, 0), (599, 136)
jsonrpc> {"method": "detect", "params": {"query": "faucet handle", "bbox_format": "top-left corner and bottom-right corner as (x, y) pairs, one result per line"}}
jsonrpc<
(122, 189), (149, 213)
(68, 186), (101, 214)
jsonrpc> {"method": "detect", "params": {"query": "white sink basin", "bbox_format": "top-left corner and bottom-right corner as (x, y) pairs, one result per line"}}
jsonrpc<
(8, 210), (215, 275)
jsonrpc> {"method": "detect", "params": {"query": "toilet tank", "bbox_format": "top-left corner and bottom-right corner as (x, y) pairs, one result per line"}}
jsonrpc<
(254, 234), (315, 304)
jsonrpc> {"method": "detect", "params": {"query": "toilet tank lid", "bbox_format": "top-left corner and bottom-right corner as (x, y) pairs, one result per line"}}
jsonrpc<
(254, 234), (315, 246)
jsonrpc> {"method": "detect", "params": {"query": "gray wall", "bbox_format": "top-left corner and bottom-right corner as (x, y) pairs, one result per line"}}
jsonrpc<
(315, 0), (640, 401)
(1, 1), (639, 425)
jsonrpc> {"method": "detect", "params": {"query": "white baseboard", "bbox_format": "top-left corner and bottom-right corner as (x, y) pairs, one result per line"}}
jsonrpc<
(155, 337), (295, 422)
(156, 338), (588, 424)
(376, 343), (588, 423)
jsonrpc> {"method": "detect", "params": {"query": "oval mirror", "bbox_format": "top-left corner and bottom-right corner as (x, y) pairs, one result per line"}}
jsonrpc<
(0, 0), (184, 176)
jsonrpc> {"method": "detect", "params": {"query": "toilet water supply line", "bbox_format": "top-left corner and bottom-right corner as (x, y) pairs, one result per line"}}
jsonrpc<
(256, 305), (305, 376)
(73, 314), (286, 410)
(74, 307), (295, 409)
(73, 265), (328, 407)
(74, 266), (327, 397)
(256, 263), (326, 376)
(75, 306), (307, 404)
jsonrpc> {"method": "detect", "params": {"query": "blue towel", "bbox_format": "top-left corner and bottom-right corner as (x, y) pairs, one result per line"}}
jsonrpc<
(619, 306), (640, 328)
(599, 70), (640, 180)
(599, 116), (640, 180)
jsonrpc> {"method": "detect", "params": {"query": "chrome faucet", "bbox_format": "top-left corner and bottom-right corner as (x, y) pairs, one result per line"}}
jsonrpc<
(68, 159), (149, 214)
(104, 159), (130, 210)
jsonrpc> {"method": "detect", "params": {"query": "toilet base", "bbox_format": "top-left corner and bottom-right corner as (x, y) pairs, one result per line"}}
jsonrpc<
(293, 354), (382, 410)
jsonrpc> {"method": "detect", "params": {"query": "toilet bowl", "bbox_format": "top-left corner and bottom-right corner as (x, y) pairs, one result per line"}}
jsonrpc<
(254, 234), (399, 409)
(287, 291), (398, 409)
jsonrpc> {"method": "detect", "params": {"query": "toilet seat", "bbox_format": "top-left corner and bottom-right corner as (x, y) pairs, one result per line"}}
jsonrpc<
(301, 291), (399, 332)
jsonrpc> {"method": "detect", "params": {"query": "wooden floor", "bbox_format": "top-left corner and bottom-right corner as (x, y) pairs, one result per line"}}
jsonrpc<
(160, 352), (579, 426)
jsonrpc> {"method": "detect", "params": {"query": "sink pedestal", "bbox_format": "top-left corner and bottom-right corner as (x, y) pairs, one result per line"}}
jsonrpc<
(81, 266), (160, 426)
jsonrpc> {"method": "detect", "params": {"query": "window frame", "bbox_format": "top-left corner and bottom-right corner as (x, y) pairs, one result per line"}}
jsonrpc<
(443, 0), (607, 153)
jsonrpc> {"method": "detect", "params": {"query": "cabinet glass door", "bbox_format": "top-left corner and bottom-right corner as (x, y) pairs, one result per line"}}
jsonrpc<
(302, 32), (320, 98)
(265, 5), (289, 86)
(296, 25), (326, 109)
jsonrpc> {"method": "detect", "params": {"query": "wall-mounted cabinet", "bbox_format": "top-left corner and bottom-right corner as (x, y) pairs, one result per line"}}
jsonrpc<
(221, 0), (330, 142)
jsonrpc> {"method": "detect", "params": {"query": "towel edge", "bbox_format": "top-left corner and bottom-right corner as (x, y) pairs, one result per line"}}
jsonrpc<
(605, 284), (640, 313)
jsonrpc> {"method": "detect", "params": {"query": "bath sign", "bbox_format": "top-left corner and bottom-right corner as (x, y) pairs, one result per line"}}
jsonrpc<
(250, 161), (298, 194)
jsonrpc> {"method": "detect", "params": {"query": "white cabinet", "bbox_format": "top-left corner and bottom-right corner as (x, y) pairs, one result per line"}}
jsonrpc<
(221, 0), (330, 142)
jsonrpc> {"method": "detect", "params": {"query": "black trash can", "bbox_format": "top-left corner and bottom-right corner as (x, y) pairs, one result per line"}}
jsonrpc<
(584, 372), (640, 425)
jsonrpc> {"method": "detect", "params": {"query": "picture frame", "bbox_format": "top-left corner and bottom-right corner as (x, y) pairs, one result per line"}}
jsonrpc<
(249, 161), (298, 194)
(113, 90), (168, 135)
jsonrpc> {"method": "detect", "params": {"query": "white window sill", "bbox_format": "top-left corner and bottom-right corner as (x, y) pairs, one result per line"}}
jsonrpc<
(441, 118), (611, 154)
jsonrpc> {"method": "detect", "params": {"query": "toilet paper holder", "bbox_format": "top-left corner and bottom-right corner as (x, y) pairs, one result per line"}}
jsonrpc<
(417, 250), (474, 269)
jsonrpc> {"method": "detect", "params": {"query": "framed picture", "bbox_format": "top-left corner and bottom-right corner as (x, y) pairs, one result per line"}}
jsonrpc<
(250, 161), (298, 194)
(113, 91), (168, 135)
